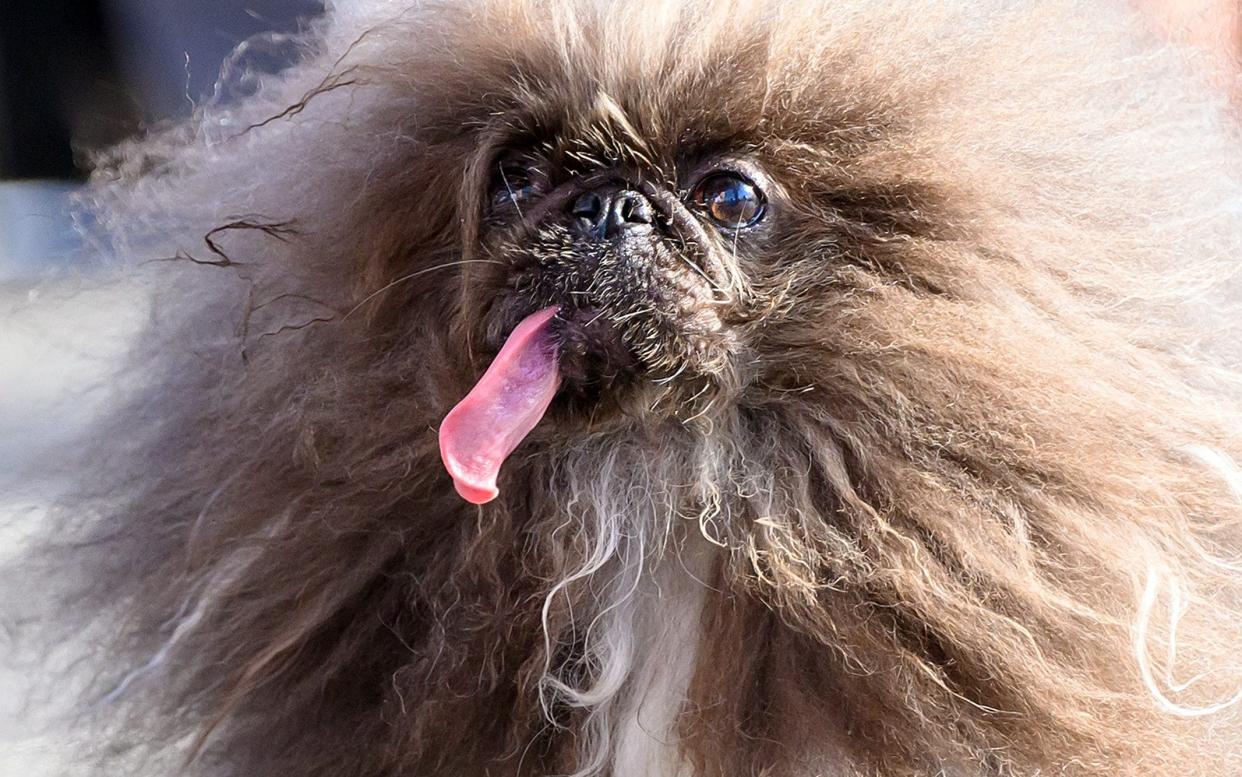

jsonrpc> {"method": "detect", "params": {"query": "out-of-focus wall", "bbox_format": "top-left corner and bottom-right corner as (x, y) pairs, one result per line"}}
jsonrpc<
(105, 0), (325, 125)
(0, 1), (324, 279)
(0, 0), (323, 182)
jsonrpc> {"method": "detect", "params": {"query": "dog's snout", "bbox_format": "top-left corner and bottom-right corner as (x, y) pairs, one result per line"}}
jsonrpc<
(569, 187), (653, 240)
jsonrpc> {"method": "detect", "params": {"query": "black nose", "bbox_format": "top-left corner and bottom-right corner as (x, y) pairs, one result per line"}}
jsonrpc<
(569, 187), (653, 240)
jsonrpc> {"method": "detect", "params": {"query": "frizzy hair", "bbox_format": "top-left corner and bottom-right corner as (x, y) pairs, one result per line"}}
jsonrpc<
(27, 1), (1242, 775)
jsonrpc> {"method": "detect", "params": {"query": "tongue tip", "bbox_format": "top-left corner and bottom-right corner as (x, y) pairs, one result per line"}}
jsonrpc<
(453, 478), (499, 505)
(439, 434), (501, 504)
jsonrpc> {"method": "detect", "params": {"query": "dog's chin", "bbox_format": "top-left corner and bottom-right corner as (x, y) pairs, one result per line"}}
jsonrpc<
(549, 306), (641, 389)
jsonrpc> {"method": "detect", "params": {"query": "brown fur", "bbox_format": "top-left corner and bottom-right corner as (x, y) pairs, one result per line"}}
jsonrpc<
(31, 1), (1242, 775)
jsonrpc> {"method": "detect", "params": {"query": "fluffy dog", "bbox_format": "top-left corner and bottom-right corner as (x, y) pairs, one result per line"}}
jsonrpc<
(36, 1), (1242, 775)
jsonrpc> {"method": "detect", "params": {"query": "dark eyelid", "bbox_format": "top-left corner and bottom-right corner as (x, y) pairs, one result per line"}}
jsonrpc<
(681, 156), (769, 194)
(492, 157), (547, 189)
(498, 160), (534, 176)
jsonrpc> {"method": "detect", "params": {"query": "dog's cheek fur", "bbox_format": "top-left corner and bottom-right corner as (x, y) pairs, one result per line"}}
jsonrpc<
(21, 1), (1242, 776)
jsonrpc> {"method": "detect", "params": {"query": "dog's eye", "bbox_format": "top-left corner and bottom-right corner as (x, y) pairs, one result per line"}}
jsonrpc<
(491, 163), (541, 211)
(691, 172), (766, 229)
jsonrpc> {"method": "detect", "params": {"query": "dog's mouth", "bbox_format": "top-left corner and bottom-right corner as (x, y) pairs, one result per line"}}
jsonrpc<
(484, 294), (642, 393)
(439, 301), (651, 504)
(548, 305), (641, 389)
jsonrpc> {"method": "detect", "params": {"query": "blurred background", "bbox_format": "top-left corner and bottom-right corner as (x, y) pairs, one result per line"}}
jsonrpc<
(0, 0), (324, 280)
(0, 5), (321, 771)
(0, 0), (326, 178)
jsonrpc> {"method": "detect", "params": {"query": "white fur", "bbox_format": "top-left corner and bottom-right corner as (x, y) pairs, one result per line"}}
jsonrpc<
(610, 540), (712, 777)
(535, 435), (731, 776)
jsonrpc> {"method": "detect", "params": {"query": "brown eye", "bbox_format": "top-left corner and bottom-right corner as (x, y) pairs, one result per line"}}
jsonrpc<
(691, 172), (766, 229)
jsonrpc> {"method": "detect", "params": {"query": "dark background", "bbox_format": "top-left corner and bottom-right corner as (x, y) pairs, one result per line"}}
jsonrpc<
(0, 0), (323, 181)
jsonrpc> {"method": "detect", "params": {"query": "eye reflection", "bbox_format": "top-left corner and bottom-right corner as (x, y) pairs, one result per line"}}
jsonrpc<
(691, 172), (766, 230)
(491, 164), (539, 211)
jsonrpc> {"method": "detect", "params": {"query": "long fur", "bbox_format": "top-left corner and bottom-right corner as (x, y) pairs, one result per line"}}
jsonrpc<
(23, 1), (1242, 774)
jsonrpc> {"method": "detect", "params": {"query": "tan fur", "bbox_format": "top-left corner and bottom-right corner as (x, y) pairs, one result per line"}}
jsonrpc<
(28, 1), (1242, 775)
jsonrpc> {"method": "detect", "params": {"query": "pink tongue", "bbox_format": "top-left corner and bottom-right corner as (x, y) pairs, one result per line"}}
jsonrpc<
(439, 307), (561, 504)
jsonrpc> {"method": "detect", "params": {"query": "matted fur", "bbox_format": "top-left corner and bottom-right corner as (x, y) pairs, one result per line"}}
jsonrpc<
(30, 1), (1242, 775)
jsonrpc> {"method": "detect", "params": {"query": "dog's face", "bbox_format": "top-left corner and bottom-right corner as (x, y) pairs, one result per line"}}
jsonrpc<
(399, 7), (950, 443)
(407, 9), (957, 502)
(461, 76), (780, 422)
(476, 131), (760, 403)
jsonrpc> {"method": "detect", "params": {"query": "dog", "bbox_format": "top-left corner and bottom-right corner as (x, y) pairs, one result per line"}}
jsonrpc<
(23, 1), (1242, 774)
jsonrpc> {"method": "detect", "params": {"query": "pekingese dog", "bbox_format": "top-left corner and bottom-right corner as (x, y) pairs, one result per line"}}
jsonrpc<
(31, 1), (1242, 775)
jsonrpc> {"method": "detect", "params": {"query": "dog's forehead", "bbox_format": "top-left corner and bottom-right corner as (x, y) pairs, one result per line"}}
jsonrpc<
(496, 67), (801, 182)
(431, 3), (801, 158)
(388, 0), (909, 168)
(511, 88), (737, 173)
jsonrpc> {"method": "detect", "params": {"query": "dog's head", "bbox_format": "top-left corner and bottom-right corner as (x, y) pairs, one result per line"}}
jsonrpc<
(353, 2), (980, 503)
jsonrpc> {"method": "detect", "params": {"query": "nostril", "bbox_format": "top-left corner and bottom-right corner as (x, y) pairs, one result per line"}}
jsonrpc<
(612, 192), (652, 226)
(571, 192), (603, 221)
(569, 188), (652, 239)
(619, 196), (643, 223)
